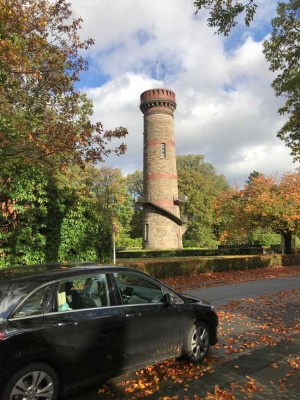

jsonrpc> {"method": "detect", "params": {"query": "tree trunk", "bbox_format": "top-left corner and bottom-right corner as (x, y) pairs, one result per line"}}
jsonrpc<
(282, 231), (293, 254)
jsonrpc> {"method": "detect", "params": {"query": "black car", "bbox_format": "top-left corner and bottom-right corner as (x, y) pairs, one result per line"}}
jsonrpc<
(0, 263), (218, 399)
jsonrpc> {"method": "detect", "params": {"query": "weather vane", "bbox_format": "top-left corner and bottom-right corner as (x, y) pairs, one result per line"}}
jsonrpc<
(156, 60), (159, 81)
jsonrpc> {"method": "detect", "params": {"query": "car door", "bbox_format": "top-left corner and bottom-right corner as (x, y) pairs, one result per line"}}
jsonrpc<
(4, 283), (55, 370)
(112, 271), (182, 369)
(42, 273), (125, 384)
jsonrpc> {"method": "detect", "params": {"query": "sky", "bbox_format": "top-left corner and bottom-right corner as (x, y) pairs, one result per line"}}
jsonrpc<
(71, 0), (299, 187)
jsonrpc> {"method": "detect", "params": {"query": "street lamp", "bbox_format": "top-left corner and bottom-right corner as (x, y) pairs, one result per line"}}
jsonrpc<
(112, 223), (117, 264)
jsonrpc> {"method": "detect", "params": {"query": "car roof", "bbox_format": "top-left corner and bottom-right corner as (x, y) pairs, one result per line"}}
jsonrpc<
(0, 262), (135, 284)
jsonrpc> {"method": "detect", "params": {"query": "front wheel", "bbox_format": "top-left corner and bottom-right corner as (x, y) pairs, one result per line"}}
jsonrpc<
(2, 362), (59, 400)
(183, 321), (210, 363)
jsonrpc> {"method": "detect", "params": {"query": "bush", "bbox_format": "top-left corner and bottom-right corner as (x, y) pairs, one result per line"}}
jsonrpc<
(117, 237), (142, 250)
(118, 254), (299, 279)
(282, 254), (300, 266)
(116, 245), (283, 259)
(118, 254), (288, 278)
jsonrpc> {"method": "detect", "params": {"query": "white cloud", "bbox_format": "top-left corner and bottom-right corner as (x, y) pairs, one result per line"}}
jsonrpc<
(71, 0), (298, 186)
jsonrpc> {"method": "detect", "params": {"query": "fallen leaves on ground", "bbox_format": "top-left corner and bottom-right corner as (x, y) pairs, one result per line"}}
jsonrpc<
(114, 357), (216, 399)
(94, 267), (299, 399)
(287, 355), (300, 370)
(216, 289), (299, 357)
(162, 266), (300, 291)
(196, 377), (262, 400)
(278, 355), (300, 392)
(204, 385), (236, 399)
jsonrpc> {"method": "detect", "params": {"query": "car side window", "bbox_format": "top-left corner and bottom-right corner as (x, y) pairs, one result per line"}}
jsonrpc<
(12, 285), (53, 318)
(57, 274), (109, 312)
(114, 273), (163, 305)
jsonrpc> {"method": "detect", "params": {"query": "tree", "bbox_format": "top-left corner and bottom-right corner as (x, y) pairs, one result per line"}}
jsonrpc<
(177, 155), (228, 247)
(0, 164), (48, 266)
(0, 1), (128, 265)
(194, 0), (300, 162)
(82, 166), (134, 249)
(126, 170), (143, 200)
(194, 0), (257, 36)
(263, 0), (300, 162)
(87, 167), (125, 215)
(215, 173), (300, 253)
(245, 170), (263, 185)
(44, 165), (114, 263)
(0, 0), (127, 170)
(0, 163), (117, 266)
(126, 170), (143, 239)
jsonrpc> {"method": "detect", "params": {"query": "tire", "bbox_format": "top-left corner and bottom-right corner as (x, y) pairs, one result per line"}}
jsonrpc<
(183, 321), (210, 363)
(2, 362), (59, 400)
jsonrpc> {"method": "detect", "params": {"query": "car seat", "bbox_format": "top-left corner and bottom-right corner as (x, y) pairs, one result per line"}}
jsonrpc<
(82, 278), (102, 308)
(65, 281), (84, 310)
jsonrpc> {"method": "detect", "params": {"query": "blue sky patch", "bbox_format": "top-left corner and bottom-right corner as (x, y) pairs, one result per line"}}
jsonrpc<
(135, 29), (155, 45)
(75, 57), (110, 90)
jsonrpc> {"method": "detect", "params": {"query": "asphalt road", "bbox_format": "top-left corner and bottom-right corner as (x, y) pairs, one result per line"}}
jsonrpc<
(184, 274), (300, 305)
(64, 273), (300, 400)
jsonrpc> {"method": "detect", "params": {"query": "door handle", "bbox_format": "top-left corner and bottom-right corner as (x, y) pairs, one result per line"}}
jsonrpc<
(125, 312), (142, 318)
(56, 320), (78, 327)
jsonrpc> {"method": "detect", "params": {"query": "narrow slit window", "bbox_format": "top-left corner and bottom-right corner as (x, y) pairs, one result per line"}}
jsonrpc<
(144, 223), (149, 242)
(161, 143), (166, 158)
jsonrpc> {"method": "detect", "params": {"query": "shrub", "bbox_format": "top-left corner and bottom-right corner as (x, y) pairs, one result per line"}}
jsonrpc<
(119, 254), (298, 279)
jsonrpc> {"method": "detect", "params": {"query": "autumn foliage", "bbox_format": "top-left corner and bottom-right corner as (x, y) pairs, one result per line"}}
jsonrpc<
(0, 1), (128, 265)
(0, 0), (127, 169)
(214, 173), (300, 253)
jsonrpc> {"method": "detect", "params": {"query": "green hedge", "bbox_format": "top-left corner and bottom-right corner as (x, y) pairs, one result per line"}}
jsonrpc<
(118, 254), (300, 279)
(116, 246), (281, 259)
(282, 254), (300, 266)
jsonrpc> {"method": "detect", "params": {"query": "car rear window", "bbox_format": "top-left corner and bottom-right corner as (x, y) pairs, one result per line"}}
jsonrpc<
(0, 282), (38, 320)
(0, 285), (8, 303)
(12, 284), (53, 318)
(0, 284), (9, 321)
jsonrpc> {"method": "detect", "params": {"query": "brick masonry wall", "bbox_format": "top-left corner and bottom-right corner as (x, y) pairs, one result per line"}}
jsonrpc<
(141, 88), (183, 249)
(143, 113), (179, 215)
(143, 204), (183, 249)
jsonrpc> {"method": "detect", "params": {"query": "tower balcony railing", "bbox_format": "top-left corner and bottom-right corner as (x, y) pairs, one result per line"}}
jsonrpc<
(135, 195), (188, 205)
(173, 194), (188, 205)
(135, 195), (188, 224)
(180, 214), (188, 223)
(135, 195), (153, 204)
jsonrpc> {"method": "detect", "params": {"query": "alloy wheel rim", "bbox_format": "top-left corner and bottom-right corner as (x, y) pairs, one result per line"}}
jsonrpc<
(10, 370), (54, 400)
(191, 326), (209, 358)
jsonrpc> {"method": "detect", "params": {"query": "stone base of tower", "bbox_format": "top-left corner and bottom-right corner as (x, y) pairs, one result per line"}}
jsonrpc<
(143, 205), (183, 249)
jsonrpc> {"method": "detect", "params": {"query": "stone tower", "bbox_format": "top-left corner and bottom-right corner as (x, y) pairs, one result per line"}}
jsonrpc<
(139, 88), (186, 249)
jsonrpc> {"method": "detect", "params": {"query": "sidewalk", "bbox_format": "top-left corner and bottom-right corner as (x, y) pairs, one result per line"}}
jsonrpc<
(102, 334), (299, 400)
(148, 334), (300, 399)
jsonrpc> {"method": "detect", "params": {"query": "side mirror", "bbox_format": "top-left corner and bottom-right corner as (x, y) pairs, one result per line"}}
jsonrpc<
(162, 293), (175, 305)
